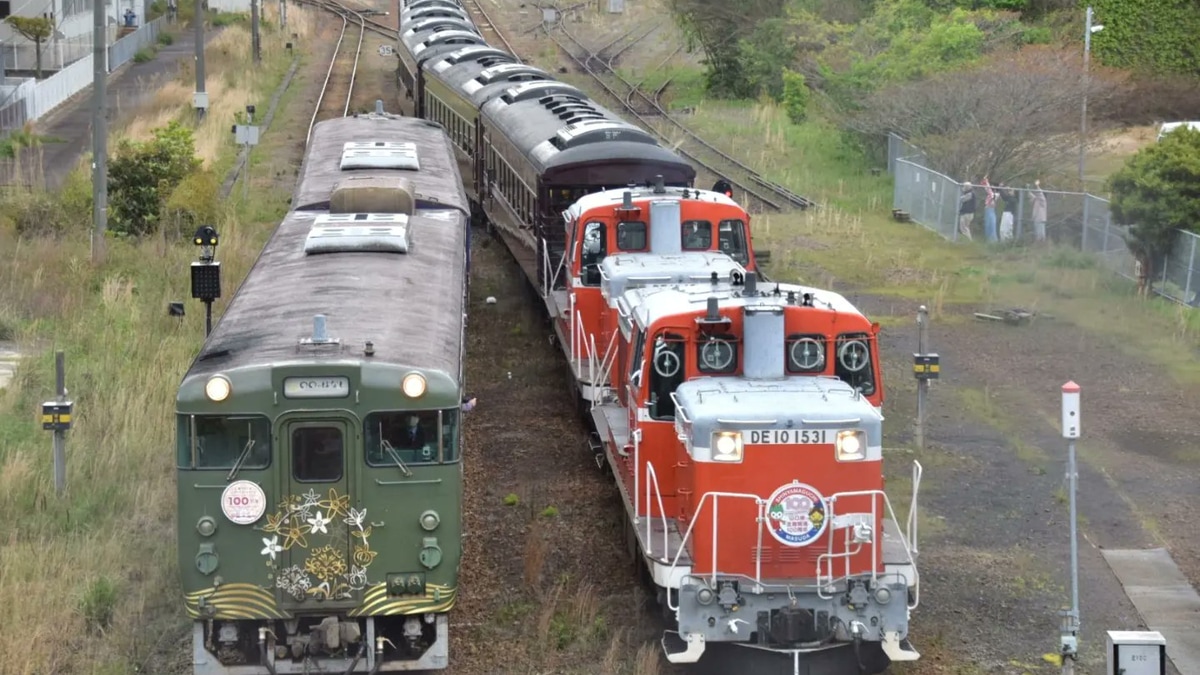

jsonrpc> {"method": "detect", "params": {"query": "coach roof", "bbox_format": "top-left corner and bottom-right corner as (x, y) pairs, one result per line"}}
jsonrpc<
(293, 114), (469, 215)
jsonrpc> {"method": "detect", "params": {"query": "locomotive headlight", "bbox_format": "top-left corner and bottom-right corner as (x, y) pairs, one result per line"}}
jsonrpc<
(402, 372), (427, 398)
(711, 431), (743, 463)
(836, 430), (866, 461)
(205, 375), (231, 402)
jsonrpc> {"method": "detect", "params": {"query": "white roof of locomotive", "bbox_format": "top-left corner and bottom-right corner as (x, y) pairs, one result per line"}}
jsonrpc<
(564, 187), (740, 221)
(619, 279), (867, 329)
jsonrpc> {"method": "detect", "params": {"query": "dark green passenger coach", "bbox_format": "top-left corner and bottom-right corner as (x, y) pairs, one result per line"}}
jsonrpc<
(176, 112), (470, 673)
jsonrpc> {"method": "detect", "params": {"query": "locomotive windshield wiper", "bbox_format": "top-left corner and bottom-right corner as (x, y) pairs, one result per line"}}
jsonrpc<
(381, 439), (413, 478)
(225, 439), (256, 481)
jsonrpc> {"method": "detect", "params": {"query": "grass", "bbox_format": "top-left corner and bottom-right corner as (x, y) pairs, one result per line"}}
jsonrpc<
(0, 6), (316, 672)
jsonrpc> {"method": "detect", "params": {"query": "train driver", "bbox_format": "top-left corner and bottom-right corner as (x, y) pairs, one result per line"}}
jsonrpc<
(396, 414), (428, 450)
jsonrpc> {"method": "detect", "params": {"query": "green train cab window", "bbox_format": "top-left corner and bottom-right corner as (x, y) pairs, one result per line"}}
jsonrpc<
(177, 414), (271, 470)
(292, 426), (344, 483)
(365, 408), (459, 467)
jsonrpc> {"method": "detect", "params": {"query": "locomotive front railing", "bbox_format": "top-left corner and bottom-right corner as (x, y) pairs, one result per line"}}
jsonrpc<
(665, 490), (766, 612)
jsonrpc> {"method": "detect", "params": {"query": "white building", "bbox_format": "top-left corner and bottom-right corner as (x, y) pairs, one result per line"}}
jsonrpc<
(0, 0), (143, 72)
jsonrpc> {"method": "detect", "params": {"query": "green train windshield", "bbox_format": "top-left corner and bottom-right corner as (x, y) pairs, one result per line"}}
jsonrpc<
(364, 408), (461, 466)
(177, 415), (272, 469)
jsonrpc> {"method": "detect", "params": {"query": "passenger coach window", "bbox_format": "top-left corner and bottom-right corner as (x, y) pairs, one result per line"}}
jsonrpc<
(365, 410), (444, 466)
(648, 332), (686, 421)
(682, 220), (712, 250)
(786, 334), (827, 374)
(580, 221), (606, 286)
(177, 414), (272, 470)
(835, 333), (876, 396)
(718, 219), (749, 264)
(697, 333), (738, 374)
(617, 221), (647, 251)
(292, 426), (344, 482)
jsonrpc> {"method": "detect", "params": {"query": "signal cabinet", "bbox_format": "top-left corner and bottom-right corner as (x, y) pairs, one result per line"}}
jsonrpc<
(1106, 631), (1166, 675)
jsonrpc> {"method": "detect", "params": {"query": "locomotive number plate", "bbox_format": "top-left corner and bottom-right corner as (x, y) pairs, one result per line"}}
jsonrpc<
(746, 429), (831, 445)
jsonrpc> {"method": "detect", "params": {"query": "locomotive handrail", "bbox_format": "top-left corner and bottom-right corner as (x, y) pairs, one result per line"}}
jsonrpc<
(664, 490), (766, 609)
(643, 459), (671, 566)
(815, 489), (920, 611)
(591, 329), (619, 408)
(907, 460), (923, 557)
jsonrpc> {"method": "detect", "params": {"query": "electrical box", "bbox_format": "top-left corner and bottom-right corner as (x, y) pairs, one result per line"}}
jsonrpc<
(234, 124), (260, 146)
(1062, 380), (1080, 439)
(912, 353), (939, 380)
(1107, 631), (1166, 675)
(193, 91), (209, 111)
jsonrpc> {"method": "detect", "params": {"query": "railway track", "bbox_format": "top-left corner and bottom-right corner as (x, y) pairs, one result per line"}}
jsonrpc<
(545, 8), (815, 213)
(461, 0), (520, 61)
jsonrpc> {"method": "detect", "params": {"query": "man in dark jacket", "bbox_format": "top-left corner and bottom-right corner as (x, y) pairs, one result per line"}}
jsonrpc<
(957, 182), (976, 241)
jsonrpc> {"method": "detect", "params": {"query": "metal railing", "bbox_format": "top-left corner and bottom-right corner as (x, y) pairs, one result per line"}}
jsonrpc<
(2, 18), (165, 130)
(888, 132), (1200, 307)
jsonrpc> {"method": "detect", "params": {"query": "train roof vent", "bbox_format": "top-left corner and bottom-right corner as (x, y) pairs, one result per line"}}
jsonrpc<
(500, 81), (585, 105)
(401, 6), (468, 21)
(431, 45), (513, 72)
(475, 63), (547, 84)
(404, 0), (461, 11)
(552, 120), (655, 149)
(304, 213), (411, 255)
(340, 141), (420, 171)
(402, 16), (475, 38)
(413, 31), (485, 56)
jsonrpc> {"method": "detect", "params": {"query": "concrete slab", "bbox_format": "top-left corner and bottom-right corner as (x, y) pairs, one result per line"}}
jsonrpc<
(0, 346), (18, 390)
(1102, 548), (1200, 674)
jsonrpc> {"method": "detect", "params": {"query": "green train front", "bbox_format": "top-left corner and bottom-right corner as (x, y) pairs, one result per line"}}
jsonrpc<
(177, 346), (462, 672)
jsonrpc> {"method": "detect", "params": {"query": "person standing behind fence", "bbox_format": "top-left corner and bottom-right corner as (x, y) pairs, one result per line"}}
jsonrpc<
(981, 176), (998, 242)
(998, 182), (1016, 242)
(1031, 179), (1048, 243)
(957, 181), (975, 241)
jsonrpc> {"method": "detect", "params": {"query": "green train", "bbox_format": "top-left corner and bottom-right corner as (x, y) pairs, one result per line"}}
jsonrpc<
(176, 110), (470, 673)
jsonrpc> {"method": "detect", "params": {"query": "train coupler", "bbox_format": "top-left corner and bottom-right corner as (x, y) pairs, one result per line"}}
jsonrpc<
(661, 630), (706, 664)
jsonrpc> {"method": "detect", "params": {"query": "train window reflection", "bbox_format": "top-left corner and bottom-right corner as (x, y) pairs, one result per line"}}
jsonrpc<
(682, 220), (712, 250)
(179, 414), (272, 470)
(718, 219), (749, 264)
(292, 426), (344, 483)
(580, 221), (606, 286)
(617, 221), (647, 251)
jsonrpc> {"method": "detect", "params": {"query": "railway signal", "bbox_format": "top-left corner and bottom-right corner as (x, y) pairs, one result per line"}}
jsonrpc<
(190, 225), (222, 337)
(912, 305), (939, 450)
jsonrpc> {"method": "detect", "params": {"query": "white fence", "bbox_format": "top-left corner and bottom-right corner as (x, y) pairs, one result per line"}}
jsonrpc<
(888, 132), (1200, 307)
(4, 29), (118, 73)
(0, 17), (164, 131)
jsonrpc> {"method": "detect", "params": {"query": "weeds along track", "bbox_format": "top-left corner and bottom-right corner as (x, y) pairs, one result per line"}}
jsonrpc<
(297, 0), (396, 142)
(544, 9), (815, 213)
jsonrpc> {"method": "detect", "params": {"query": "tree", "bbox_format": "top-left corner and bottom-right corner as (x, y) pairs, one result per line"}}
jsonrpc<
(5, 16), (53, 79)
(1108, 128), (1200, 296)
(664, 0), (788, 96)
(847, 46), (1123, 180)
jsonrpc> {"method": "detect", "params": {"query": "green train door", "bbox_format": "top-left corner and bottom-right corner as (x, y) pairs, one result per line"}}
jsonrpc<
(275, 416), (362, 612)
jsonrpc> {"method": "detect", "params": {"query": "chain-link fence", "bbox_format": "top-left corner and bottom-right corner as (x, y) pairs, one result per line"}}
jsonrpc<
(888, 132), (1200, 306)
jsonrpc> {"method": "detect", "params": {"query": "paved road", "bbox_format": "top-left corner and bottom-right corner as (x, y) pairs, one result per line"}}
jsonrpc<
(3, 21), (221, 190)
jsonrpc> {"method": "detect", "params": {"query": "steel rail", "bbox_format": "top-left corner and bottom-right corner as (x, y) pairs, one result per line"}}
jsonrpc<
(306, 5), (349, 144)
(461, 0), (519, 62)
(301, 0), (369, 142)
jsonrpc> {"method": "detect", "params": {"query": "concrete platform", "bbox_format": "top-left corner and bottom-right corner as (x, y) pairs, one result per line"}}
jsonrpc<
(1102, 548), (1200, 674)
(1, 21), (222, 190)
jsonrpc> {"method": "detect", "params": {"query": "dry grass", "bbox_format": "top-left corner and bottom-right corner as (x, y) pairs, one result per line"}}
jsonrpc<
(0, 11), (315, 673)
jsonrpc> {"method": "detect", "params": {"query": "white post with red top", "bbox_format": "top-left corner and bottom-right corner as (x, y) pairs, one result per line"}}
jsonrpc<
(1060, 380), (1082, 674)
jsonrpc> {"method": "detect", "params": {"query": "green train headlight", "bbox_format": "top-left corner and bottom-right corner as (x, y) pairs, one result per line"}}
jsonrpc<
(197, 516), (217, 537)
(419, 510), (440, 531)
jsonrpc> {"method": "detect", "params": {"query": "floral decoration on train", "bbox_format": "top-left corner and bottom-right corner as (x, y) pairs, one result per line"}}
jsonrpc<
(258, 487), (377, 601)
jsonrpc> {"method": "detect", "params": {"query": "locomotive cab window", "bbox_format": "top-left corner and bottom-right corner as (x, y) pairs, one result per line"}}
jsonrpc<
(178, 414), (272, 470)
(365, 409), (459, 466)
(682, 220), (712, 251)
(292, 426), (344, 483)
(648, 332), (686, 421)
(616, 221), (647, 251)
(834, 332), (876, 396)
(718, 219), (749, 265)
(697, 333), (738, 374)
(786, 333), (828, 374)
(580, 221), (606, 286)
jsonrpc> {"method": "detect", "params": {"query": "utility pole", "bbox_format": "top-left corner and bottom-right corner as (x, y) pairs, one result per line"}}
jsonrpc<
(250, 0), (261, 62)
(1078, 6), (1104, 183)
(91, 0), (108, 264)
(280, 0), (286, 28)
(1059, 381), (1082, 674)
(193, 0), (208, 121)
(41, 352), (73, 496)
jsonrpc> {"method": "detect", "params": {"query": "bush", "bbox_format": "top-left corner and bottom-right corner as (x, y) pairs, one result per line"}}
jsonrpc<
(132, 47), (155, 63)
(108, 121), (202, 237)
(157, 31), (173, 46)
(163, 169), (221, 239)
(781, 68), (810, 124)
(7, 191), (70, 237)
